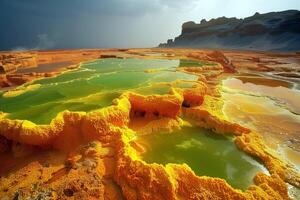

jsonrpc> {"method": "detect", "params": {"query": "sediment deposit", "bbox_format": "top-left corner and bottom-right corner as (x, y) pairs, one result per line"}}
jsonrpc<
(0, 48), (299, 199)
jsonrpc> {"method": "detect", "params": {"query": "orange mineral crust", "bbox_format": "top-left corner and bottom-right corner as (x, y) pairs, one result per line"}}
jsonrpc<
(0, 48), (299, 199)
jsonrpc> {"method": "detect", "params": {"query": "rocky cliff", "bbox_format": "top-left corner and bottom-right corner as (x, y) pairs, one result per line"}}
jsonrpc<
(159, 10), (300, 51)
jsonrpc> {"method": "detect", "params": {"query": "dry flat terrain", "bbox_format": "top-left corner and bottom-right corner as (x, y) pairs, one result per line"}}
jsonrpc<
(0, 48), (299, 199)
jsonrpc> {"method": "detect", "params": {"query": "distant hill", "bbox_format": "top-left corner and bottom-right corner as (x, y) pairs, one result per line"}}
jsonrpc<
(159, 10), (300, 51)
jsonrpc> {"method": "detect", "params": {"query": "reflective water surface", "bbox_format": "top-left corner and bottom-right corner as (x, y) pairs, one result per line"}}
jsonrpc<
(137, 126), (266, 190)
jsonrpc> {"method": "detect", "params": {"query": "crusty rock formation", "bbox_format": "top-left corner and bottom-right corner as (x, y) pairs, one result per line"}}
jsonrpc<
(128, 89), (183, 119)
(0, 80), (299, 199)
(0, 49), (300, 199)
(0, 49), (122, 89)
(0, 53), (37, 74)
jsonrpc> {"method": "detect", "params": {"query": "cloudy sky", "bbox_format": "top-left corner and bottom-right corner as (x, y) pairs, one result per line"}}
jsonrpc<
(0, 0), (300, 50)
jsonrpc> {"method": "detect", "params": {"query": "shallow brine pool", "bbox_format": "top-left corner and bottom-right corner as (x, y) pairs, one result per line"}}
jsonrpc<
(137, 126), (266, 190)
(0, 58), (207, 124)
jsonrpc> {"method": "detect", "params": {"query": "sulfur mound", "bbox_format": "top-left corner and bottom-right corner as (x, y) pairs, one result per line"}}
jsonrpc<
(0, 50), (299, 199)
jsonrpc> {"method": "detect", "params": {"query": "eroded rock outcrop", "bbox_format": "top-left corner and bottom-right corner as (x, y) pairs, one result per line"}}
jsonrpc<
(159, 10), (300, 51)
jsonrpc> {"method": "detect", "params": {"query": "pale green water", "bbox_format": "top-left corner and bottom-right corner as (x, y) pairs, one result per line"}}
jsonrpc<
(179, 59), (216, 67)
(138, 126), (266, 190)
(0, 58), (198, 124)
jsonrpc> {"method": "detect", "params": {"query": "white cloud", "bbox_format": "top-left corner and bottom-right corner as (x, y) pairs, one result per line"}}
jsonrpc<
(34, 34), (55, 50)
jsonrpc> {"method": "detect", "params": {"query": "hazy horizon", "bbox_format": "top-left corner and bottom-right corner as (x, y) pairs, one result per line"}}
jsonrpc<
(1, 0), (300, 50)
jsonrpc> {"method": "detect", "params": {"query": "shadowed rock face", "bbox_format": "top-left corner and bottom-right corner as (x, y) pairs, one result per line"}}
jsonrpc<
(159, 10), (300, 51)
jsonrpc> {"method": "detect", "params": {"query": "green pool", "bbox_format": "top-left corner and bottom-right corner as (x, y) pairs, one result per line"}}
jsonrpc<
(179, 59), (216, 67)
(0, 58), (198, 124)
(137, 126), (266, 190)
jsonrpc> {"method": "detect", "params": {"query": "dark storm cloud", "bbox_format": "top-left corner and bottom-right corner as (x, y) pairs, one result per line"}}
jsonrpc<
(0, 0), (190, 19)
(2, 0), (152, 18)
(0, 0), (194, 50)
(0, 0), (299, 50)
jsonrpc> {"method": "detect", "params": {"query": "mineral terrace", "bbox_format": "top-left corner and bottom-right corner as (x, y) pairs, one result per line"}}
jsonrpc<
(0, 48), (299, 199)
